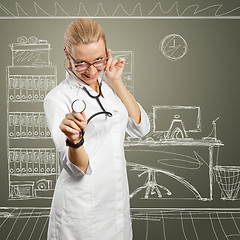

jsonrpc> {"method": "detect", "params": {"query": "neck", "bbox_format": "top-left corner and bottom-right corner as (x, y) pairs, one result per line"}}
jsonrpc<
(89, 81), (100, 93)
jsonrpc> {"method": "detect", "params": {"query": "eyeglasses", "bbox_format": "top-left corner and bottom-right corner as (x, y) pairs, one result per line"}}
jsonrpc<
(69, 54), (108, 72)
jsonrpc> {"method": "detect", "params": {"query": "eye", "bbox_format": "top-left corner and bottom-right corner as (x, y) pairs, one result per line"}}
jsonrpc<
(77, 61), (87, 65)
(95, 57), (103, 62)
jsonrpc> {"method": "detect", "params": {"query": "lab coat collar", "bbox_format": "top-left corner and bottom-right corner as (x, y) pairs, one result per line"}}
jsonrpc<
(66, 68), (104, 92)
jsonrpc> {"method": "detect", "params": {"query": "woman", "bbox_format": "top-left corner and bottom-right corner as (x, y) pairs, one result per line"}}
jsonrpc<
(44, 18), (150, 240)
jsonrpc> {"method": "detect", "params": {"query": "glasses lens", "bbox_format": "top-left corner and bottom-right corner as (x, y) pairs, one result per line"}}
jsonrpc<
(75, 64), (88, 72)
(93, 60), (107, 68)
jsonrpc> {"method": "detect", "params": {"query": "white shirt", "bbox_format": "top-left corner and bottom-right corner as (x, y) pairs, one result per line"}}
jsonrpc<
(44, 70), (150, 240)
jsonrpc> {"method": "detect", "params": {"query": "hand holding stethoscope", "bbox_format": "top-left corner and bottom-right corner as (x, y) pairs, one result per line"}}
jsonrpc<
(59, 101), (87, 145)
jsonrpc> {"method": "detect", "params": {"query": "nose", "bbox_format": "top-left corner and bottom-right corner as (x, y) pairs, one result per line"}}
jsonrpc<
(86, 64), (97, 75)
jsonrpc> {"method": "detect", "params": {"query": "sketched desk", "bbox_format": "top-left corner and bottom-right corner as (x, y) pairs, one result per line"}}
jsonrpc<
(125, 139), (223, 202)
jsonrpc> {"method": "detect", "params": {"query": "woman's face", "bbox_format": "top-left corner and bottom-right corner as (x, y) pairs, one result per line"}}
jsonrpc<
(69, 39), (106, 88)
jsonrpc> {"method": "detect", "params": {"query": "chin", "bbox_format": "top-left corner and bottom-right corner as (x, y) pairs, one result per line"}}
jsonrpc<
(80, 72), (101, 85)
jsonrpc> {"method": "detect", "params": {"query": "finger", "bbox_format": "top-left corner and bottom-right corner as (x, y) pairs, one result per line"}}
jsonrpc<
(71, 112), (87, 130)
(71, 111), (84, 120)
(81, 111), (87, 123)
(109, 58), (118, 72)
(107, 49), (111, 59)
(66, 113), (84, 127)
(116, 58), (125, 68)
(62, 118), (82, 132)
(60, 123), (79, 135)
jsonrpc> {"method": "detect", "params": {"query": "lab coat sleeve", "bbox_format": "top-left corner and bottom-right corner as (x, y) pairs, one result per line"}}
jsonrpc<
(126, 103), (150, 138)
(44, 95), (92, 177)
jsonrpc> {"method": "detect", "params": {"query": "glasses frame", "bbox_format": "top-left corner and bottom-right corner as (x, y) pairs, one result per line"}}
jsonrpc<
(68, 49), (108, 73)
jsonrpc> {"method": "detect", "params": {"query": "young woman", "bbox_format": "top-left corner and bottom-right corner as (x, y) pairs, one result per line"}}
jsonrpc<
(44, 18), (150, 240)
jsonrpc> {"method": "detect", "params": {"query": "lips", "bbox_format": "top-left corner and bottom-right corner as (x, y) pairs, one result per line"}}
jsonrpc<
(83, 73), (97, 79)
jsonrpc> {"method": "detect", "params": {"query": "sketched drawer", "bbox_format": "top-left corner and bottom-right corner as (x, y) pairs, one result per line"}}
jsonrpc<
(8, 148), (58, 176)
(8, 112), (51, 139)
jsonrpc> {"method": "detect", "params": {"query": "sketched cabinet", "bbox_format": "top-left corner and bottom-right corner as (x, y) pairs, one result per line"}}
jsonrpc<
(6, 37), (58, 200)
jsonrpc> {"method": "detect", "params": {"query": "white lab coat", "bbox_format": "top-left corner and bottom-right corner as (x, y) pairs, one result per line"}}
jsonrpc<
(44, 70), (150, 240)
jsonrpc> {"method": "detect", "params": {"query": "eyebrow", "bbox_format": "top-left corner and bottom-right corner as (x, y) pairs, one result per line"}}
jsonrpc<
(74, 54), (105, 63)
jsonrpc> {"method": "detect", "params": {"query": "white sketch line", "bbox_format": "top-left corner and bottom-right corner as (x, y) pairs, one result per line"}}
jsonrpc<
(189, 211), (199, 240)
(0, 208), (16, 229)
(145, 212), (148, 240)
(15, 2), (30, 17)
(6, 208), (22, 240)
(76, 2), (90, 17)
(38, 217), (48, 240)
(111, 3), (142, 16)
(1, 2), (240, 18)
(209, 213), (219, 240)
(34, 2), (51, 17)
(27, 212), (41, 240)
(216, 212), (230, 239)
(54, 2), (69, 16)
(180, 212), (188, 240)
(95, 3), (107, 16)
(231, 212), (240, 235)
(161, 211), (167, 240)
(16, 208), (34, 240)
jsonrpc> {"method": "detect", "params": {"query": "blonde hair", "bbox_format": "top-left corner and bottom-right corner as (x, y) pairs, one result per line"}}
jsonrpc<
(64, 18), (106, 55)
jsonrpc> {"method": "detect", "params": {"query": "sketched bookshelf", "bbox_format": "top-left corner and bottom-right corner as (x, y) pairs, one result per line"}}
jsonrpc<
(6, 36), (58, 200)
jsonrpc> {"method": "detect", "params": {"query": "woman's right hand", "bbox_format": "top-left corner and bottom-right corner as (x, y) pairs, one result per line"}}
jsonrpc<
(59, 111), (87, 144)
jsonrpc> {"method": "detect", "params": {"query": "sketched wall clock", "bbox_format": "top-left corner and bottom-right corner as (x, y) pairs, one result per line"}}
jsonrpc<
(160, 34), (188, 61)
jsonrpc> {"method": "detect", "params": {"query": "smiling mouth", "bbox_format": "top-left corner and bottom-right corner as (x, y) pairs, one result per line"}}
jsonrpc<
(83, 73), (97, 79)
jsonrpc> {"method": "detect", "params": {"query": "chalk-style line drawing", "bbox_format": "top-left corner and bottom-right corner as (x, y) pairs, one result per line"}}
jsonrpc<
(111, 3), (143, 17)
(1, 2), (240, 18)
(148, 2), (240, 17)
(131, 208), (240, 240)
(7, 73), (56, 102)
(125, 105), (224, 201)
(111, 51), (134, 95)
(7, 36), (57, 103)
(128, 162), (204, 200)
(0, 208), (49, 240)
(1, 207), (240, 240)
(8, 148), (58, 176)
(8, 148), (58, 199)
(8, 112), (51, 139)
(213, 166), (240, 201)
(10, 36), (51, 67)
(202, 117), (219, 142)
(160, 34), (188, 61)
(6, 36), (58, 200)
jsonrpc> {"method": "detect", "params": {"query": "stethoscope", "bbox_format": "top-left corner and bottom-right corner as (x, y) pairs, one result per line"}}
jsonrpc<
(69, 69), (113, 124)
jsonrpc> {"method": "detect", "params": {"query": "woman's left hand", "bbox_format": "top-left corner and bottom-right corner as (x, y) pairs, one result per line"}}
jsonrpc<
(105, 49), (125, 86)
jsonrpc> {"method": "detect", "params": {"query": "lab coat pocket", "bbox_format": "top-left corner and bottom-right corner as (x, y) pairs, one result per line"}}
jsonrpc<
(63, 174), (92, 220)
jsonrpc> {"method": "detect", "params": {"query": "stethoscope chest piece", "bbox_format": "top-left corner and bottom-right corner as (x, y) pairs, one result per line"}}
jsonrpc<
(71, 99), (86, 113)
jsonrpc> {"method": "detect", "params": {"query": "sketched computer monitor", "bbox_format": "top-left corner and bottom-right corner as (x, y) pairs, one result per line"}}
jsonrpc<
(152, 106), (201, 139)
